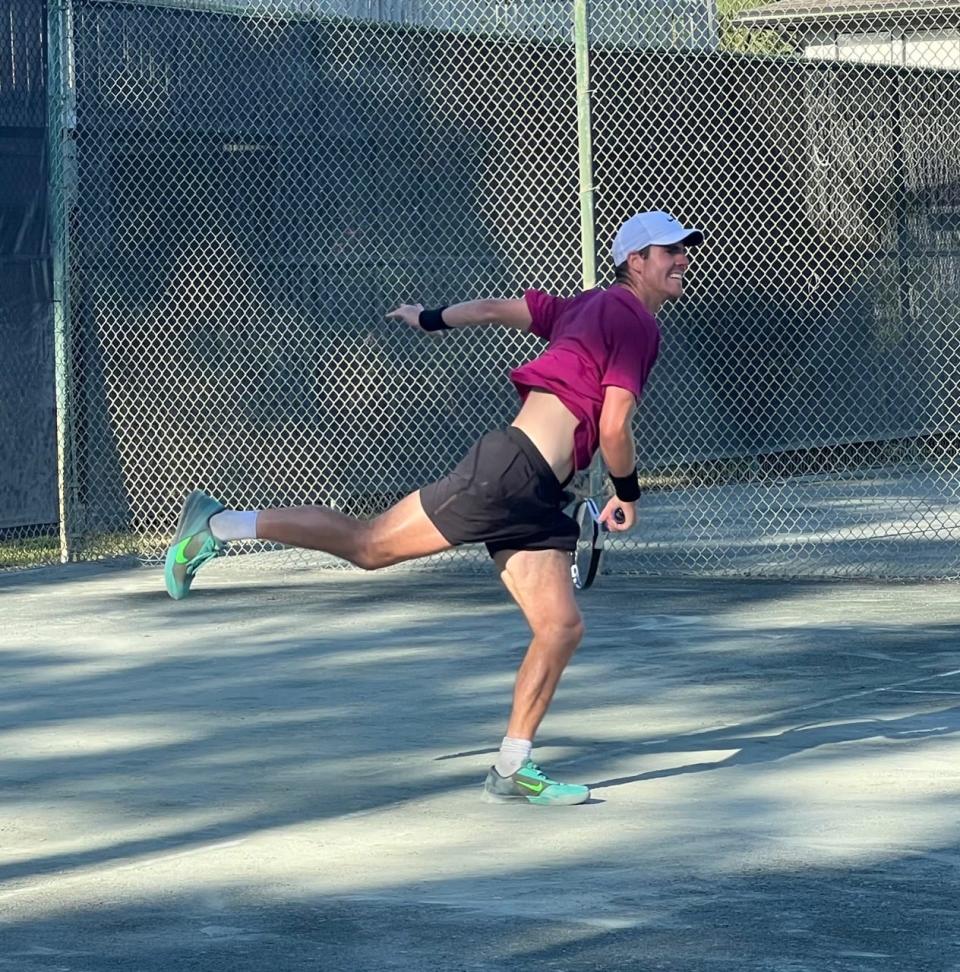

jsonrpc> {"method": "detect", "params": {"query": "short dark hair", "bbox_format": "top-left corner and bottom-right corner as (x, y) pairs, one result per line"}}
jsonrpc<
(613, 246), (649, 283)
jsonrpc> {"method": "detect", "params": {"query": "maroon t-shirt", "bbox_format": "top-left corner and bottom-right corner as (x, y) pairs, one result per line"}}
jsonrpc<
(510, 286), (661, 472)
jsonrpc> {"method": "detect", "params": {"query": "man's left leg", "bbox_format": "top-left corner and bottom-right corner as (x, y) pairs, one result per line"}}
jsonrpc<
(482, 547), (590, 806)
(164, 489), (451, 600)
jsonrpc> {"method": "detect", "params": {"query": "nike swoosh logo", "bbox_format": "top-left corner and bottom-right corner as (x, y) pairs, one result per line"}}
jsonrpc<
(516, 779), (545, 793)
(174, 537), (193, 565)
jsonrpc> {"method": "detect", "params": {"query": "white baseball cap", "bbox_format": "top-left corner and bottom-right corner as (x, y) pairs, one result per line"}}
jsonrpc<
(611, 211), (704, 265)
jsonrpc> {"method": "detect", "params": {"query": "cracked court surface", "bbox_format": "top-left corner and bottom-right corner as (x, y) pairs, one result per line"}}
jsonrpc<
(1, 559), (959, 971)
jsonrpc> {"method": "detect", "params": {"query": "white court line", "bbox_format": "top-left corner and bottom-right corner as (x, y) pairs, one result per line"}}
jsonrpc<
(556, 666), (960, 768)
(887, 689), (960, 696)
(0, 838), (247, 902)
(696, 665), (960, 732)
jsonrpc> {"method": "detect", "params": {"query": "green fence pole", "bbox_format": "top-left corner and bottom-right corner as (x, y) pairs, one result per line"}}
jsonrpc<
(574, 0), (596, 292)
(47, 0), (77, 563)
(574, 0), (605, 503)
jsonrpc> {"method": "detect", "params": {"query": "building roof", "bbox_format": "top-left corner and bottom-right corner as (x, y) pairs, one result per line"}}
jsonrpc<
(733, 0), (960, 27)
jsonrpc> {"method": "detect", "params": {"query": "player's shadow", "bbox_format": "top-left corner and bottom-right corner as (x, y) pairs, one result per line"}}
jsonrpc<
(585, 703), (960, 790)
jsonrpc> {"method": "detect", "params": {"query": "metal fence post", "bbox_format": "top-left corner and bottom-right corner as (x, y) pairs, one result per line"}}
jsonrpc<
(47, 0), (77, 563)
(574, 0), (605, 503)
(574, 0), (597, 293)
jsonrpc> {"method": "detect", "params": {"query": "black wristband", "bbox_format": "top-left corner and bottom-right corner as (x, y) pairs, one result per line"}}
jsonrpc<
(609, 467), (641, 503)
(418, 306), (451, 331)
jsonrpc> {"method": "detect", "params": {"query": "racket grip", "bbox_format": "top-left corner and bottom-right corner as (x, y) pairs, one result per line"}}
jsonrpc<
(613, 508), (626, 524)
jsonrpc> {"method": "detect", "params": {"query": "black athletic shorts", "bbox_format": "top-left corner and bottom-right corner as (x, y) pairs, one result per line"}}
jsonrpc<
(419, 426), (579, 557)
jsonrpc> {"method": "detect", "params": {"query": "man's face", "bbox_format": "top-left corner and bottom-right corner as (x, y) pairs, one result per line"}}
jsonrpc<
(631, 243), (691, 302)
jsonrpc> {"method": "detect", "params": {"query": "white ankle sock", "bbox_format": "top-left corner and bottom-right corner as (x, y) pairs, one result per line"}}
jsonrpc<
(209, 510), (259, 542)
(494, 736), (533, 777)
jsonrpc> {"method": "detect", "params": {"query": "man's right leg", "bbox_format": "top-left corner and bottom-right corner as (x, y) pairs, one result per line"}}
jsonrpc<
(164, 489), (452, 599)
(481, 547), (590, 806)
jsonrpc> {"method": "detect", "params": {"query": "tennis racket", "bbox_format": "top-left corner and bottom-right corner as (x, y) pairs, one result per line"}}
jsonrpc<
(571, 499), (625, 590)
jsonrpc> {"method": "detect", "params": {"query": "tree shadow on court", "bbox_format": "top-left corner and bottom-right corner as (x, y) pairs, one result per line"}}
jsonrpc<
(2, 568), (960, 894)
(0, 559), (141, 592)
(0, 823), (959, 971)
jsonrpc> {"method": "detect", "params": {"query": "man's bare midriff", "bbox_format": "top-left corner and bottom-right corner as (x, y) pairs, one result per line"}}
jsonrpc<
(510, 389), (578, 484)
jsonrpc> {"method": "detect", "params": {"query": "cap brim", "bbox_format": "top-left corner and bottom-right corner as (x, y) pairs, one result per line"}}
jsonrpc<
(651, 228), (704, 247)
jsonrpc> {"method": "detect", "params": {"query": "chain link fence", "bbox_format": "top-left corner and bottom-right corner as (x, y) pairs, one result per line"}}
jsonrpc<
(13, 0), (960, 576)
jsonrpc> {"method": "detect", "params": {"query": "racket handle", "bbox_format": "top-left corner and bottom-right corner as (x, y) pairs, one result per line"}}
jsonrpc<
(601, 507), (626, 533)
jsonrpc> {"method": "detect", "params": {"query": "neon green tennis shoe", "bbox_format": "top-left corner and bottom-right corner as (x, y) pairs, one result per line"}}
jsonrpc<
(164, 490), (225, 600)
(481, 759), (590, 806)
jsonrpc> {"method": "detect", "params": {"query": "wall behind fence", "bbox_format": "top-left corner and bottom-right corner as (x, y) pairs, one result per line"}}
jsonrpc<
(39, 0), (960, 577)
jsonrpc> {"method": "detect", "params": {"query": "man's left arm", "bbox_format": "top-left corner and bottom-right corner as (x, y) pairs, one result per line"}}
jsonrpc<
(386, 298), (533, 332)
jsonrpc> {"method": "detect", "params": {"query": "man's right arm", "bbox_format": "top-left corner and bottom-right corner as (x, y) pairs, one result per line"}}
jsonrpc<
(598, 385), (639, 531)
(386, 298), (532, 332)
(598, 385), (637, 477)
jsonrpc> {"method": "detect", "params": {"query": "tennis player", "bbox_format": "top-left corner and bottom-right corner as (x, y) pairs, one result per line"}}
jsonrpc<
(164, 211), (703, 806)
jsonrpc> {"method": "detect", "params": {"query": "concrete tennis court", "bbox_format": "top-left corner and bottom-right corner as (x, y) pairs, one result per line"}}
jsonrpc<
(2, 559), (959, 971)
